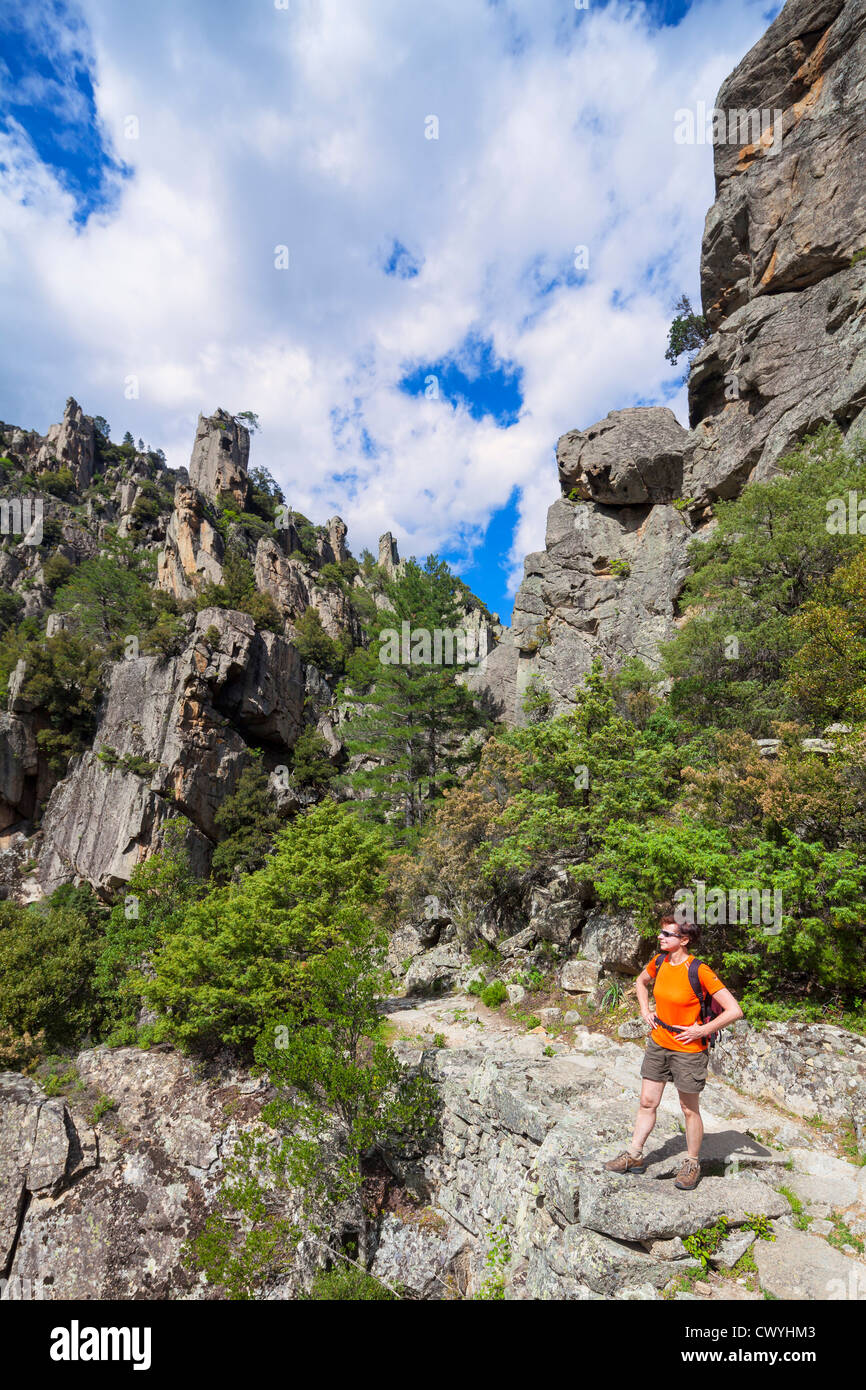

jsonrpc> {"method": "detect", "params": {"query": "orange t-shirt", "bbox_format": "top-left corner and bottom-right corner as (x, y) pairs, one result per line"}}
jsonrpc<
(646, 954), (724, 1053)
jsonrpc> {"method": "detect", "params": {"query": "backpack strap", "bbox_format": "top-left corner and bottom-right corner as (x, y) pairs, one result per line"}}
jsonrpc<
(687, 958), (715, 1050)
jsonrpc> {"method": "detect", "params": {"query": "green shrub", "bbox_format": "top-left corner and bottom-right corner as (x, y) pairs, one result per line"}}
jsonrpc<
(480, 980), (507, 1008)
(304, 1266), (398, 1300)
(0, 898), (105, 1052)
(292, 606), (345, 673)
(41, 552), (75, 591)
(211, 764), (282, 883)
(141, 802), (389, 1054)
(39, 467), (77, 499)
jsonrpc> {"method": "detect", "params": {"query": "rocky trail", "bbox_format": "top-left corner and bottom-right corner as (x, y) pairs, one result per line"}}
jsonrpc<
(376, 989), (866, 1300)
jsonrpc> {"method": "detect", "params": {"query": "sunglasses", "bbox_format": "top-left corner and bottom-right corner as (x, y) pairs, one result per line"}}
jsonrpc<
(659, 929), (684, 938)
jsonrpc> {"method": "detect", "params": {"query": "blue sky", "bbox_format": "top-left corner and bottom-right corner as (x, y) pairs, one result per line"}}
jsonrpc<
(0, 0), (782, 620)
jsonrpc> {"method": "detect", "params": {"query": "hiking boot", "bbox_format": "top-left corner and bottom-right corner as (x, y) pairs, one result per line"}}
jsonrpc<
(675, 1157), (701, 1190)
(603, 1150), (647, 1174)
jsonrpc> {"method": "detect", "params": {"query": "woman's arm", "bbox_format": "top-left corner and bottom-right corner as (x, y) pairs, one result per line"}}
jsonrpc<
(677, 987), (743, 1043)
(635, 968), (655, 1026)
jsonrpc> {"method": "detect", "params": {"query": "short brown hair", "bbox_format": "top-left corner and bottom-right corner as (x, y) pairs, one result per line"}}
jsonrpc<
(676, 921), (702, 949)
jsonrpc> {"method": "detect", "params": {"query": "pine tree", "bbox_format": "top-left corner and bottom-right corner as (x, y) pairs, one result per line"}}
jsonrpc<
(340, 556), (489, 837)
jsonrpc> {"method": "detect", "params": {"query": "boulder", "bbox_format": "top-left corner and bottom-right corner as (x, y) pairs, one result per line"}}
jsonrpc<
(577, 1170), (789, 1242)
(709, 1228), (756, 1269)
(403, 947), (462, 996)
(560, 960), (601, 993)
(754, 1223), (866, 1300)
(557, 408), (689, 506)
(580, 907), (647, 974)
(370, 1213), (468, 1299)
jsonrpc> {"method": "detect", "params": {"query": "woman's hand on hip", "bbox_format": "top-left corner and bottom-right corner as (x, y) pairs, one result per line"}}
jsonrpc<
(675, 1023), (708, 1043)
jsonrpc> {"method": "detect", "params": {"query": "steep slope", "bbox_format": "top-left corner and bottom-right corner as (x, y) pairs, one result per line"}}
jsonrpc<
(470, 0), (866, 721)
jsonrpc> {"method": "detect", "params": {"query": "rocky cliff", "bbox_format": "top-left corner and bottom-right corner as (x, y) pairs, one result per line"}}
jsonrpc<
(0, 399), (496, 901)
(470, 0), (866, 721)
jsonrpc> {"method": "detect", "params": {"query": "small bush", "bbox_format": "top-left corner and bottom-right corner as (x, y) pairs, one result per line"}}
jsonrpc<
(479, 980), (507, 1008)
(304, 1265), (398, 1301)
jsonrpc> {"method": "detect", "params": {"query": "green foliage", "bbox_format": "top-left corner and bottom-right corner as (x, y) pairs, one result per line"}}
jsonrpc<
(141, 803), (389, 1054)
(246, 466), (284, 524)
(471, 980), (506, 1007)
(484, 661), (680, 883)
(196, 548), (283, 634)
(469, 941), (499, 969)
(18, 630), (104, 773)
(304, 1266), (398, 1300)
(665, 293), (710, 372)
(776, 1186), (812, 1230)
(339, 556), (489, 838)
(683, 1215), (731, 1268)
(291, 725), (339, 791)
(609, 559), (630, 578)
(211, 764), (283, 883)
(601, 978), (625, 1011)
(94, 820), (205, 1042)
(825, 1212), (864, 1255)
(473, 1221), (511, 1299)
(292, 606), (346, 673)
(41, 552), (75, 591)
(786, 548), (866, 723)
(234, 410), (260, 433)
(140, 608), (188, 660)
(662, 428), (866, 733)
(186, 921), (437, 1298)
(39, 467), (77, 499)
(587, 817), (866, 1008)
(90, 1094), (118, 1123)
(0, 587), (23, 636)
(0, 897), (105, 1054)
(53, 542), (158, 649)
(521, 674), (553, 723)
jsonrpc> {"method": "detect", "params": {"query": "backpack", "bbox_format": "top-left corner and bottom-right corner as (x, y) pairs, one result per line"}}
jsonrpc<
(652, 953), (725, 1050)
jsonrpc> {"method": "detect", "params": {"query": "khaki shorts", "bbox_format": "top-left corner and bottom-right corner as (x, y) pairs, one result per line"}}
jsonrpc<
(640, 1037), (709, 1093)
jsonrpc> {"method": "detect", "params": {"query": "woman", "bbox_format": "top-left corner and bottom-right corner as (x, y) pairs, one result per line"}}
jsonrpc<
(603, 913), (743, 1189)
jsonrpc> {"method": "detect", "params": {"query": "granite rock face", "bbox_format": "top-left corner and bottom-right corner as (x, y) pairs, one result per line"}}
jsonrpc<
(0, 1050), (287, 1299)
(33, 608), (305, 896)
(482, 496), (694, 718)
(396, 1038), (797, 1298)
(470, 0), (866, 722)
(157, 484), (225, 600)
(711, 1020), (866, 1144)
(255, 536), (361, 644)
(34, 397), (95, 492)
(188, 408), (250, 508)
(557, 408), (689, 506)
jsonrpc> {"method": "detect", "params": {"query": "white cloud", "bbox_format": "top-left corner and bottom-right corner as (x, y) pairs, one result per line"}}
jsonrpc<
(0, 0), (780, 610)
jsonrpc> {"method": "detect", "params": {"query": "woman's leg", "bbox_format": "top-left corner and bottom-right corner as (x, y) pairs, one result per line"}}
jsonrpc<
(630, 1078), (665, 1154)
(678, 1090), (703, 1160)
